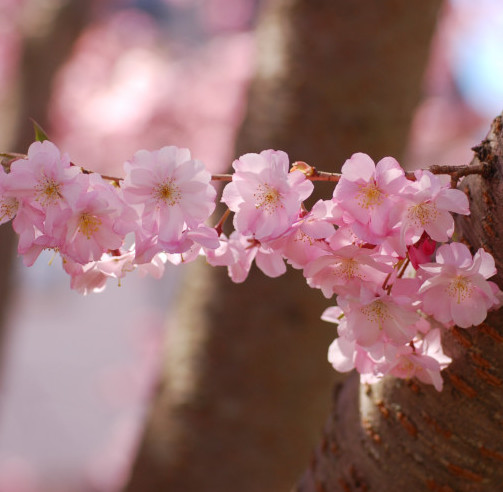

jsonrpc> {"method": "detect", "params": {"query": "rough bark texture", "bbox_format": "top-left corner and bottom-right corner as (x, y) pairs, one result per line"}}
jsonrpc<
(298, 114), (503, 492)
(124, 1), (441, 491)
(0, 0), (91, 364)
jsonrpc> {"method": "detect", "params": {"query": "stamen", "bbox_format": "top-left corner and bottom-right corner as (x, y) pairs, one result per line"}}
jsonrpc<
(0, 197), (18, 222)
(35, 175), (62, 206)
(254, 183), (282, 213)
(295, 230), (314, 245)
(361, 300), (390, 330)
(407, 202), (439, 227)
(153, 179), (181, 206)
(446, 275), (473, 304)
(332, 258), (361, 280)
(78, 213), (101, 239)
(356, 181), (384, 209)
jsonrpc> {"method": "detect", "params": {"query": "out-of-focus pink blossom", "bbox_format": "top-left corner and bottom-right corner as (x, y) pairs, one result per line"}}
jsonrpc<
(63, 257), (109, 295)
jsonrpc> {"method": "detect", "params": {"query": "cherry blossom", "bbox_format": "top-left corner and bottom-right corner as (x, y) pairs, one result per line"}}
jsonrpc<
(6, 140), (81, 213)
(332, 153), (409, 244)
(419, 242), (502, 328)
(336, 287), (420, 347)
(386, 329), (452, 391)
(266, 199), (335, 269)
(1, 138), (501, 392)
(121, 146), (217, 257)
(205, 231), (285, 283)
(303, 245), (392, 298)
(400, 170), (469, 246)
(3, 141), (85, 262)
(0, 167), (18, 224)
(221, 149), (313, 240)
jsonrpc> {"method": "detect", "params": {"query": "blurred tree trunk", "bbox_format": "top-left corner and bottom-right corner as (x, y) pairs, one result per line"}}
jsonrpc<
(0, 0), (91, 370)
(298, 113), (503, 491)
(125, 1), (441, 491)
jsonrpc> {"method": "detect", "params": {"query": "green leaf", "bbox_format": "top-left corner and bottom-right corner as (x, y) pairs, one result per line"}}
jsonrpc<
(30, 118), (49, 142)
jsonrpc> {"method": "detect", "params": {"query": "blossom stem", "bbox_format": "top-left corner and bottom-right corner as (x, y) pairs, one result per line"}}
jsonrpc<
(211, 173), (233, 182)
(210, 162), (491, 186)
(79, 166), (122, 186)
(1, 152), (492, 189)
(215, 208), (231, 236)
(397, 257), (410, 279)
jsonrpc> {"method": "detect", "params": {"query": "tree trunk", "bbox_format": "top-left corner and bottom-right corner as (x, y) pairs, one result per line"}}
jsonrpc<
(297, 113), (503, 491)
(124, 1), (441, 491)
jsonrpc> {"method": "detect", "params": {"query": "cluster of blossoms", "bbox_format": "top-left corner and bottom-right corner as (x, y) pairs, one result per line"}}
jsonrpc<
(1, 140), (501, 391)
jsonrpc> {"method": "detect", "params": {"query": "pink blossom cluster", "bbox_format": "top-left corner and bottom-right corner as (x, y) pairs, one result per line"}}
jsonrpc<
(0, 141), (217, 293)
(1, 142), (501, 390)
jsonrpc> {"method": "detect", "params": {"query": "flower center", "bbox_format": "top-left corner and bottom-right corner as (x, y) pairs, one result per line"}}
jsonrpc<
(295, 230), (314, 245)
(254, 183), (282, 213)
(333, 258), (360, 280)
(361, 300), (390, 330)
(78, 213), (102, 239)
(407, 202), (439, 227)
(153, 179), (181, 206)
(0, 196), (19, 222)
(446, 275), (473, 303)
(395, 358), (416, 378)
(356, 181), (384, 209)
(35, 175), (62, 206)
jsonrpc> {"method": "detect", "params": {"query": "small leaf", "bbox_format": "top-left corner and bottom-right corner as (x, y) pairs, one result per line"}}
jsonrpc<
(30, 118), (49, 142)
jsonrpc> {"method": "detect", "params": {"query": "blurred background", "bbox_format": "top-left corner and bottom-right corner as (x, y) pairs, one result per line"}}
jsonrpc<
(0, 0), (501, 491)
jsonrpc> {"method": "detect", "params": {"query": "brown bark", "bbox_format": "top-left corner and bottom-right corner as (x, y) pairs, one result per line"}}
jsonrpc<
(297, 114), (503, 492)
(125, 1), (441, 491)
(0, 0), (91, 362)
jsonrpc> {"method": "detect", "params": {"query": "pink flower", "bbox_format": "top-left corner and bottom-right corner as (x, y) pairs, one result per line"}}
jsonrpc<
(333, 153), (409, 244)
(0, 167), (19, 224)
(135, 224), (219, 264)
(327, 336), (382, 381)
(205, 231), (286, 283)
(419, 242), (501, 328)
(221, 150), (313, 241)
(267, 199), (335, 269)
(63, 249), (168, 294)
(304, 244), (392, 298)
(336, 287), (420, 347)
(4, 141), (86, 260)
(121, 146), (217, 254)
(7, 140), (81, 212)
(386, 329), (452, 391)
(323, 306), (386, 381)
(63, 185), (124, 264)
(63, 257), (109, 295)
(400, 170), (469, 246)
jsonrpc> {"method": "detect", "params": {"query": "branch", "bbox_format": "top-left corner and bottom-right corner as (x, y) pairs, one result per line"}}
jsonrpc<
(1, 152), (493, 188)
